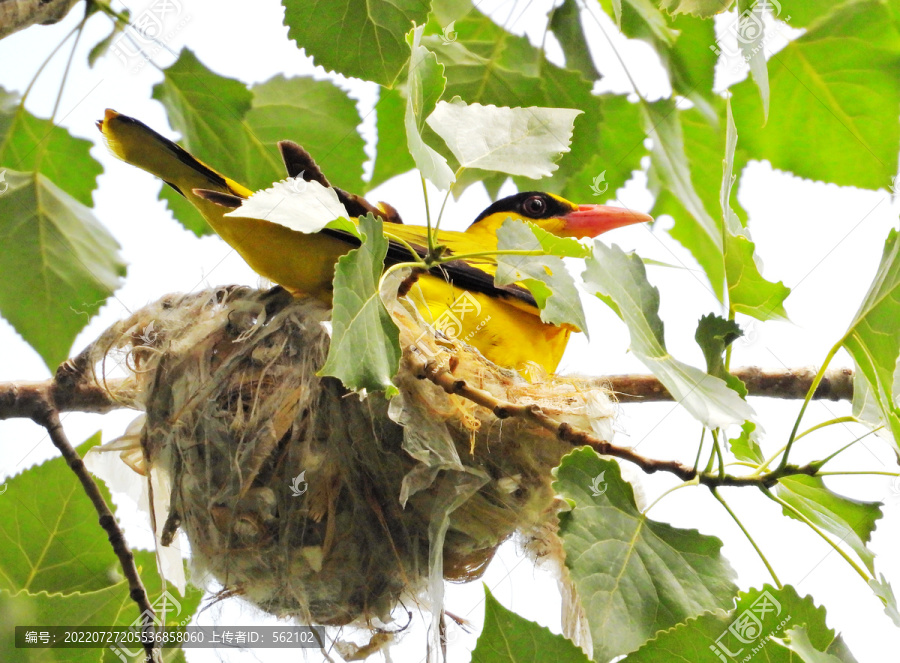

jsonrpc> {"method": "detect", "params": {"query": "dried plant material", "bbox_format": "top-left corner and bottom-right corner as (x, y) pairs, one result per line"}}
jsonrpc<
(84, 285), (615, 639)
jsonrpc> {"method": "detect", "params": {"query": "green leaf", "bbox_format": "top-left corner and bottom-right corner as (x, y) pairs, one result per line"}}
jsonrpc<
(583, 243), (754, 428)
(281, 0), (430, 86)
(783, 626), (851, 663)
(725, 233), (791, 320)
(730, 0), (900, 190)
(0, 433), (118, 594)
(623, 585), (859, 662)
(87, 11), (129, 68)
(151, 49), (258, 235)
(721, 99), (790, 320)
(0, 88), (102, 207)
(657, 0), (735, 18)
(547, 0), (601, 81)
(842, 228), (900, 449)
(424, 8), (601, 195)
(427, 100), (581, 179)
(869, 574), (900, 627)
(729, 421), (764, 464)
(370, 87), (416, 189)
(405, 26), (455, 190)
(645, 100), (724, 300)
(0, 551), (203, 663)
(320, 213), (400, 395)
(246, 74), (366, 194)
(495, 220), (589, 332)
(738, 0), (770, 121)
(0, 171), (126, 370)
(563, 94), (648, 202)
(775, 475), (882, 575)
(554, 449), (738, 662)
(470, 586), (590, 663)
(695, 313), (742, 377)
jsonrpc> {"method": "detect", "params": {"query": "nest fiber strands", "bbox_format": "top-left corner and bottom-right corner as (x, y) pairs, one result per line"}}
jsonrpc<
(86, 285), (615, 629)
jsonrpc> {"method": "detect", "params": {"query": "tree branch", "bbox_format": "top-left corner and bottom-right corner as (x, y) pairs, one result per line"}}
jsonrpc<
(410, 353), (821, 489)
(606, 366), (854, 403)
(0, 0), (83, 40)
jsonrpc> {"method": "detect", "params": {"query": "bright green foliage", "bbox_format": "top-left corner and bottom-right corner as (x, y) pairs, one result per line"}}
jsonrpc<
(281, 0), (430, 86)
(470, 587), (590, 663)
(0, 171), (125, 370)
(623, 585), (858, 662)
(555, 449), (738, 662)
(843, 229), (900, 450)
(320, 213), (401, 396)
(495, 220), (588, 332)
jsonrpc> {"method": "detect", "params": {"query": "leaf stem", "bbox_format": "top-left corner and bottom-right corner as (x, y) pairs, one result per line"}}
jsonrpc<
(760, 486), (871, 584)
(19, 24), (81, 107)
(51, 12), (89, 121)
(420, 175), (435, 256)
(779, 343), (841, 471)
(712, 488), (782, 588)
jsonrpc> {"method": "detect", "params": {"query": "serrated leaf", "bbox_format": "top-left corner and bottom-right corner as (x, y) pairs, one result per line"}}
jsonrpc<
(730, 0), (900, 190)
(0, 551), (202, 663)
(495, 220), (588, 332)
(623, 585), (859, 662)
(869, 574), (900, 627)
(782, 626), (850, 663)
(0, 433), (118, 594)
(547, 0), (601, 81)
(0, 171), (126, 370)
(583, 243), (754, 428)
(842, 228), (900, 450)
(281, 0), (430, 86)
(320, 213), (400, 395)
(554, 449), (738, 662)
(470, 586), (590, 663)
(246, 75), (367, 194)
(370, 87), (416, 190)
(405, 26), (455, 190)
(721, 99), (790, 320)
(151, 50), (292, 235)
(564, 94), (648, 202)
(0, 87), (102, 207)
(775, 475), (882, 575)
(658, 0), (735, 18)
(427, 100), (581, 179)
(645, 100), (724, 300)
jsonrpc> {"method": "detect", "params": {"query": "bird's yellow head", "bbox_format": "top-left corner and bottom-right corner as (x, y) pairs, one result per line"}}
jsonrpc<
(468, 191), (652, 238)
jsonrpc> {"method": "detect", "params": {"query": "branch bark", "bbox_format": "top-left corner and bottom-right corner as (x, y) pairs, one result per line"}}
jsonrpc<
(0, 0), (83, 40)
(605, 366), (854, 403)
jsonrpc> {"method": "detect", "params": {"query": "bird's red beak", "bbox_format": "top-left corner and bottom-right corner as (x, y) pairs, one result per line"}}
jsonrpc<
(562, 205), (653, 238)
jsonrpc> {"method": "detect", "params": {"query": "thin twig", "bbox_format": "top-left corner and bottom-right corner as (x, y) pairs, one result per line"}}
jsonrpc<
(410, 353), (821, 489)
(33, 408), (159, 662)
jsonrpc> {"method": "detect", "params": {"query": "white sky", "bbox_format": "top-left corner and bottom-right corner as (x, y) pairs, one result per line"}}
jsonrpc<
(0, 1), (899, 661)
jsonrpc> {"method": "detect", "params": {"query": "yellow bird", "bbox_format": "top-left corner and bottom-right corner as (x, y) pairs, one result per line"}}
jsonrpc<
(98, 109), (650, 375)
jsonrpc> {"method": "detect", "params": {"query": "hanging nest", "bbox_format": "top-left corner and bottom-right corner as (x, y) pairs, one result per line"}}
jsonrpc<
(84, 284), (616, 636)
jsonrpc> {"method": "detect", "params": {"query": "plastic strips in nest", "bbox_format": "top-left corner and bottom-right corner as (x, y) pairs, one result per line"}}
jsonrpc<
(83, 284), (615, 640)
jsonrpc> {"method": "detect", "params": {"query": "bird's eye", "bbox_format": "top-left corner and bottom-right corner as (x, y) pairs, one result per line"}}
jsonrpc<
(522, 195), (547, 217)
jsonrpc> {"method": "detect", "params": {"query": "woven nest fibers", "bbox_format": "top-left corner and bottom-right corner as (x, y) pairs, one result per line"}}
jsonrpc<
(86, 285), (615, 629)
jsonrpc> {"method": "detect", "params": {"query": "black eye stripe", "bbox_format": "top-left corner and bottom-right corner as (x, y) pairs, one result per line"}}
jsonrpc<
(470, 191), (572, 225)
